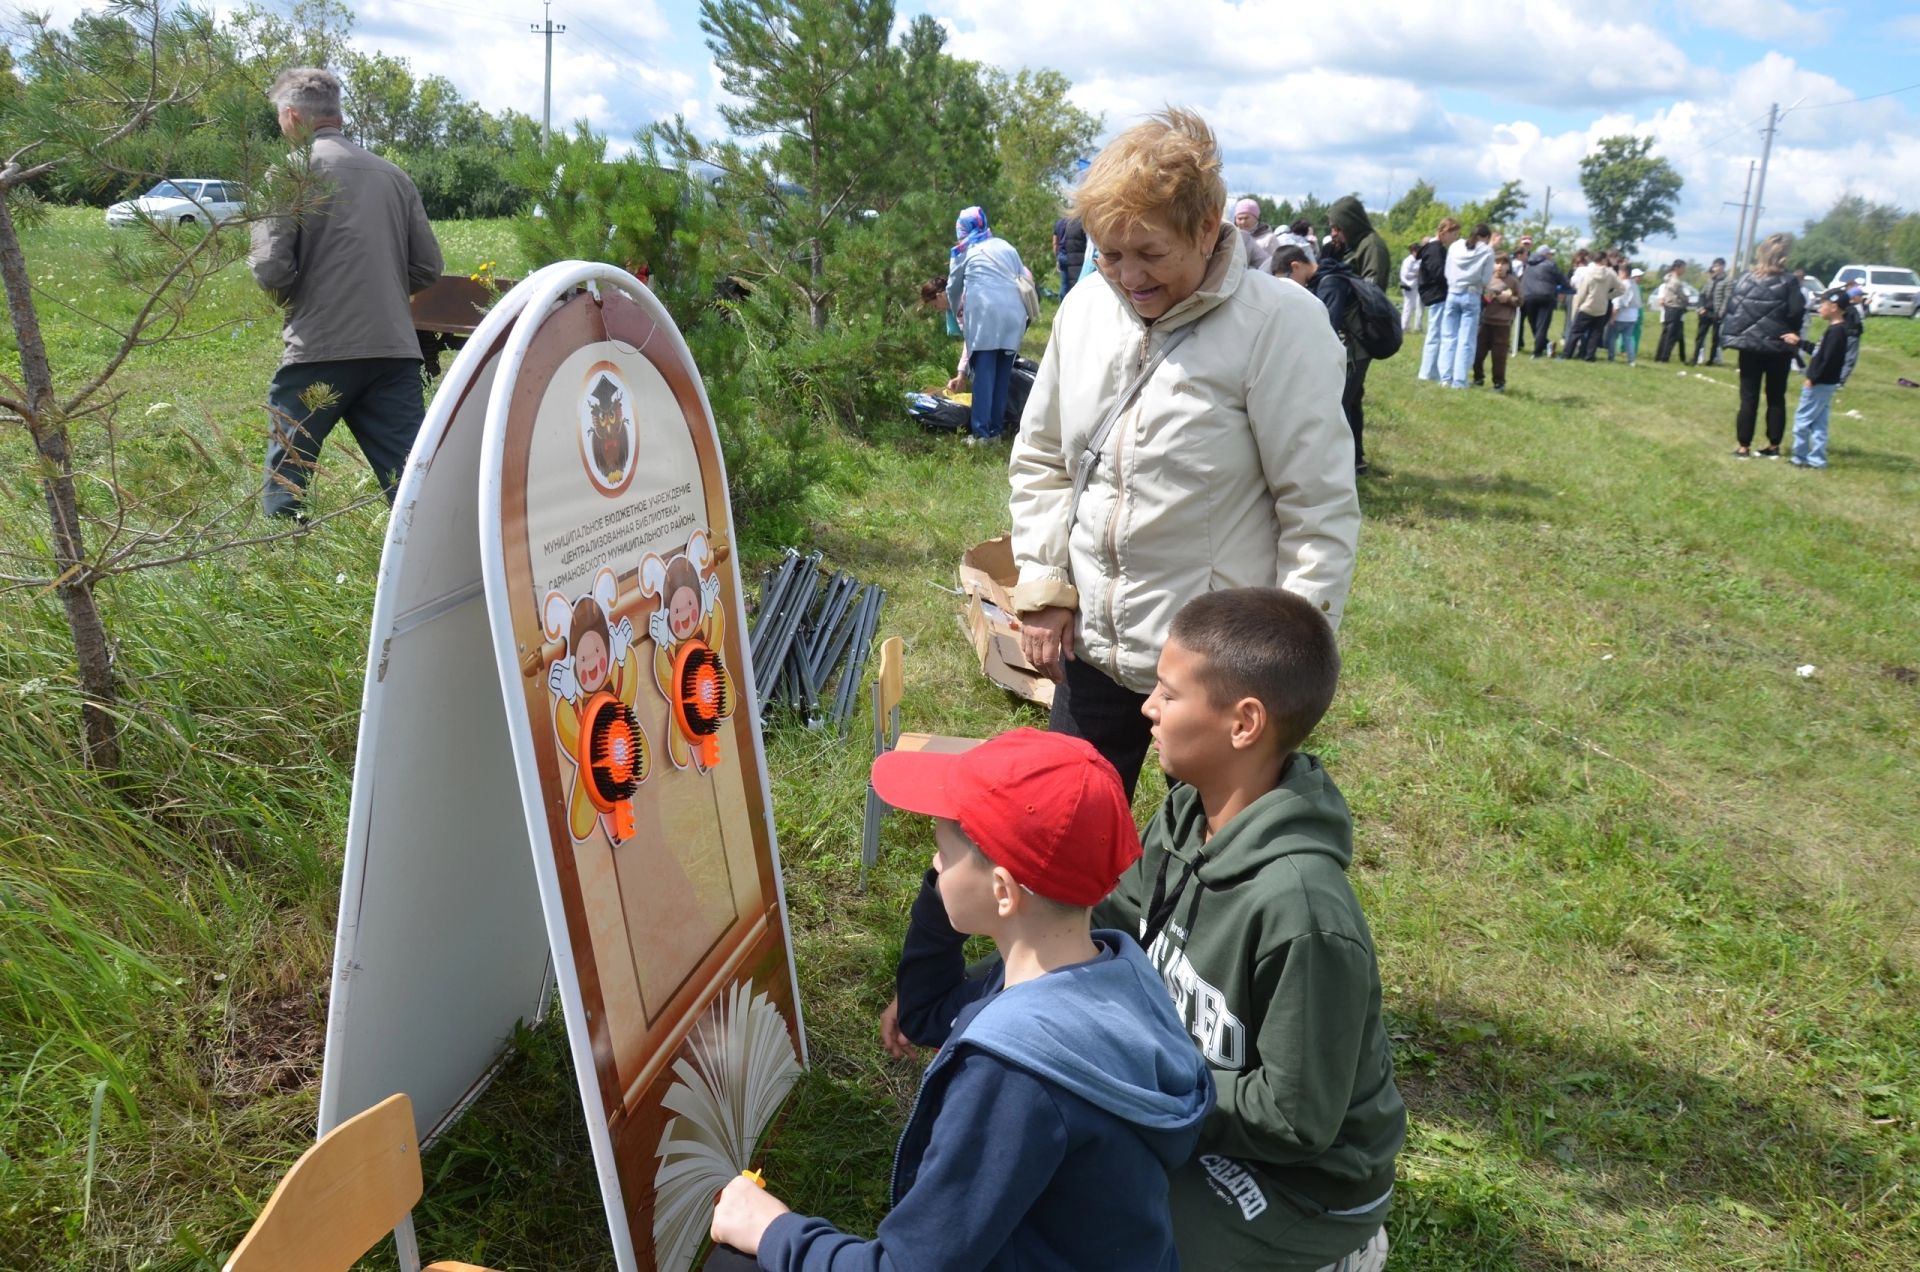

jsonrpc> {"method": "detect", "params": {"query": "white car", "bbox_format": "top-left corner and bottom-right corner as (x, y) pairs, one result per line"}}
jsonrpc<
(104, 179), (245, 229)
(1830, 264), (1920, 318)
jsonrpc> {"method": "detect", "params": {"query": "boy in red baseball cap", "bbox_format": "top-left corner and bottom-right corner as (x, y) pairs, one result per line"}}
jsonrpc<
(711, 728), (1213, 1270)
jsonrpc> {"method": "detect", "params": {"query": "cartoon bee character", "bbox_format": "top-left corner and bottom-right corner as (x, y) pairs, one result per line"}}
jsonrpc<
(641, 530), (736, 772)
(545, 567), (649, 842)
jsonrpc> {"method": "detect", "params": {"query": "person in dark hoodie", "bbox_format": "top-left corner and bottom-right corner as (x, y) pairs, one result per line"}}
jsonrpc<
(1275, 246), (1372, 473)
(1103, 587), (1404, 1272)
(1320, 198), (1388, 476)
(1519, 246), (1563, 357)
(1325, 196), (1390, 291)
(716, 727), (1212, 1272)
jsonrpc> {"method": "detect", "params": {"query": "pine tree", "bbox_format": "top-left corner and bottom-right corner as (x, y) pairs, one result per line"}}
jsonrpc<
(683, 0), (901, 331)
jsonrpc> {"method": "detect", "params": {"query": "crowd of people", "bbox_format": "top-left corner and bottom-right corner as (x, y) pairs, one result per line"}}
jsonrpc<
(929, 189), (1870, 474)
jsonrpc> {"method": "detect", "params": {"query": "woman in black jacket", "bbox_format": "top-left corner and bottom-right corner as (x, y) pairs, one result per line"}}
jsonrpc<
(1720, 232), (1806, 459)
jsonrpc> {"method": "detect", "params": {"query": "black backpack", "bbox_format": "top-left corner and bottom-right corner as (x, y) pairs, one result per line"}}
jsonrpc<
(905, 392), (970, 433)
(1003, 357), (1038, 433)
(1344, 276), (1405, 360)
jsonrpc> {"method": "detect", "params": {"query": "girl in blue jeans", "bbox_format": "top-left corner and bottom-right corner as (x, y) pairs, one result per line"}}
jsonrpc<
(1437, 223), (1497, 387)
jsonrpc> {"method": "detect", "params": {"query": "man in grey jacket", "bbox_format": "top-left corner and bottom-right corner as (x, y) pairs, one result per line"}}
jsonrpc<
(250, 67), (443, 518)
(1695, 258), (1733, 366)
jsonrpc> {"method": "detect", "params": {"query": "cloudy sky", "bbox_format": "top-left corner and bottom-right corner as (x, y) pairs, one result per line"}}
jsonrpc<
(22, 0), (1920, 261)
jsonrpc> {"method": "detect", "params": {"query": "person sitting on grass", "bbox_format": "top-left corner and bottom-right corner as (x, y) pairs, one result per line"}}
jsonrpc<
(1790, 288), (1853, 470)
(711, 728), (1213, 1271)
(1102, 587), (1404, 1272)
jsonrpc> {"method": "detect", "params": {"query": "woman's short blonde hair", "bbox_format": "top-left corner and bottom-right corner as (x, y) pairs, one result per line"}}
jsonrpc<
(1753, 232), (1793, 277)
(1071, 107), (1226, 245)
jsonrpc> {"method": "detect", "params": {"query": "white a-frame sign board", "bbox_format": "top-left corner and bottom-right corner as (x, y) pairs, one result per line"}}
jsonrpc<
(322, 262), (807, 1272)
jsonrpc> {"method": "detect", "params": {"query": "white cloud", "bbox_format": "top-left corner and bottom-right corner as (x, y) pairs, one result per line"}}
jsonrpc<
(1689, 0), (1838, 46)
(936, 0), (1694, 109)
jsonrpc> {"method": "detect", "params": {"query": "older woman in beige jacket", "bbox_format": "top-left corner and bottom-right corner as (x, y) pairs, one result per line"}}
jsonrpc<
(1009, 108), (1360, 795)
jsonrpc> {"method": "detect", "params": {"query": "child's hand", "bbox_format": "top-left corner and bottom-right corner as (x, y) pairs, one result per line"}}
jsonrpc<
(879, 994), (920, 1059)
(711, 1175), (790, 1256)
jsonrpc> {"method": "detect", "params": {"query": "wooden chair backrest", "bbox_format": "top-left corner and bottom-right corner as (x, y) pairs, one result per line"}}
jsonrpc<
(872, 636), (905, 752)
(224, 1094), (424, 1272)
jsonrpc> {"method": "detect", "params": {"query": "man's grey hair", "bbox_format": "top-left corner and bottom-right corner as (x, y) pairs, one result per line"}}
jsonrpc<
(268, 67), (343, 120)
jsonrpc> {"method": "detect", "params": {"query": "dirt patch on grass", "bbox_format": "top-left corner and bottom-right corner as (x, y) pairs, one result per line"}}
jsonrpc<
(211, 985), (326, 1100)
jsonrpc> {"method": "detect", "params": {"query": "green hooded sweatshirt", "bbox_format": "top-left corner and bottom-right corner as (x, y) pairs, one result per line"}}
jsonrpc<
(1328, 196), (1392, 294)
(1094, 753), (1406, 1213)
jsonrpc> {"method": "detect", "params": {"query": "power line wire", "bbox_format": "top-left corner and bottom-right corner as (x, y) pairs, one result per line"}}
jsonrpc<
(1789, 79), (1920, 113)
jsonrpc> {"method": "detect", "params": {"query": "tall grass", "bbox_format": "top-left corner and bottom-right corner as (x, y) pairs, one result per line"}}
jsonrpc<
(3, 208), (1917, 1268)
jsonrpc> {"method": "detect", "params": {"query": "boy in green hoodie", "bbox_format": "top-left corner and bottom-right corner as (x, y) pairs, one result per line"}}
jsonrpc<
(1097, 586), (1405, 1271)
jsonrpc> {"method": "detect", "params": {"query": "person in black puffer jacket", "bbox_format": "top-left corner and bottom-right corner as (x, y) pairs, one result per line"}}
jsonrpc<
(1720, 232), (1807, 458)
(1519, 249), (1564, 357)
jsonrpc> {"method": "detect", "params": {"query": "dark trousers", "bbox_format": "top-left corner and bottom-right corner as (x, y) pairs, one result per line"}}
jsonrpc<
(1655, 314), (1688, 363)
(968, 348), (1016, 440)
(1343, 353), (1370, 466)
(1048, 657), (1152, 800)
(1695, 313), (1723, 363)
(1473, 320), (1512, 386)
(1736, 350), (1793, 449)
(1522, 296), (1556, 355)
(263, 357), (426, 517)
(1058, 262), (1078, 297)
(1567, 311), (1606, 360)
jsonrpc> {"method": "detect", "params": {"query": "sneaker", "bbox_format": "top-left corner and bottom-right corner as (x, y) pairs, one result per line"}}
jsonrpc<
(1355, 459), (1371, 475)
(1493, 385), (1506, 393)
(1758, 447), (1782, 460)
(1734, 447), (1753, 459)
(1790, 458), (1808, 467)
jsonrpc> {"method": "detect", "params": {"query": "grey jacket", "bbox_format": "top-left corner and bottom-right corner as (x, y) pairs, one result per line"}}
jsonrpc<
(250, 129), (443, 365)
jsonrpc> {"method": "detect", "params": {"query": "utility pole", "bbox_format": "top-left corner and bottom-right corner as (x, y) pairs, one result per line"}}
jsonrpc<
(1745, 104), (1779, 267)
(1726, 160), (1755, 273)
(1541, 184), (1551, 233)
(532, 0), (566, 147)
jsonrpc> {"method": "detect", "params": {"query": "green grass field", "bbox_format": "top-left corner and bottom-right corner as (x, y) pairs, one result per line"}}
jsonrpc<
(3, 207), (1917, 1269)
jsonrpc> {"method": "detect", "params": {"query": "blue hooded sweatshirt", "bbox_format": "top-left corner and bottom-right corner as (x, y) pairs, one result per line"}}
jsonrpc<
(757, 873), (1214, 1272)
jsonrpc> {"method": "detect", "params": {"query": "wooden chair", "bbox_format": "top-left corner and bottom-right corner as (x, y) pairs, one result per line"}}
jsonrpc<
(224, 1093), (498, 1272)
(859, 637), (979, 890)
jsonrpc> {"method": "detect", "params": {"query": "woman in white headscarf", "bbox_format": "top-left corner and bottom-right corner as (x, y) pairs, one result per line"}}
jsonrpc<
(946, 205), (1030, 441)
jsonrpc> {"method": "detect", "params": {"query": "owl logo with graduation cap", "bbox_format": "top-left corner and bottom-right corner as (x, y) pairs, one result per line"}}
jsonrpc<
(579, 361), (637, 496)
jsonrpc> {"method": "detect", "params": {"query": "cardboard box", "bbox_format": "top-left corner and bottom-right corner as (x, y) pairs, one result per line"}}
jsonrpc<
(958, 535), (1056, 707)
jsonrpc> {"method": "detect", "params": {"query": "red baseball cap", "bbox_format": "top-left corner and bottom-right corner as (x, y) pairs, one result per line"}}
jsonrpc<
(872, 728), (1141, 906)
